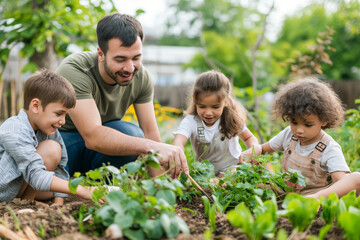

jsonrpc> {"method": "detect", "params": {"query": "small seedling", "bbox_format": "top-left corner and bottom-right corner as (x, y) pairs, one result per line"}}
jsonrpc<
(37, 221), (46, 239)
(6, 206), (21, 232)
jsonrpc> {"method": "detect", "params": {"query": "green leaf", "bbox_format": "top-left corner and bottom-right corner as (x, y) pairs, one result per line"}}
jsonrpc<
(96, 205), (116, 227)
(105, 191), (126, 214)
(318, 224), (332, 240)
(86, 170), (103, 180)
(201, 196), (210, 218)
(145, 155), (161, 169)
(105, 166), (120, 175)
(156, 189), (176, 205)
(22, 62), (38, 73)
(141, 180), (156, 195)
(209, 204), (217, 231)
(114, 213), (133, 229)
(338, 207), (360, 240)
(227, 202), (253, 229)
(143, 219), (163, 239)
(69, 177), (84, 194)
(160, 213), (180, 238)
(123, 228), (145, 240)
(253, 188), (264, 196)
(125, 161), (142, 173)
(0, 48), (10, 68)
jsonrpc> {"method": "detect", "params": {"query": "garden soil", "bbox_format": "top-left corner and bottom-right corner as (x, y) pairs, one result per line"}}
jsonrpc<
(0, 194), (347, 240)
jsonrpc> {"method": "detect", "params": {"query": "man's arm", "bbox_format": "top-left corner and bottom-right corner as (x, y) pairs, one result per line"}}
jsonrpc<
(69, 99), (189, 177)
(70, 99), (151, 155)
(134, 101), (161, 142)
(134, 101), (164, 176)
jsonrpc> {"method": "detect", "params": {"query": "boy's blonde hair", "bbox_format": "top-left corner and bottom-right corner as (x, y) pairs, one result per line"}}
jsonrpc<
(272, 77), (345, 129)
(186, 70), (247, 140)
(24, 69), (76, 110)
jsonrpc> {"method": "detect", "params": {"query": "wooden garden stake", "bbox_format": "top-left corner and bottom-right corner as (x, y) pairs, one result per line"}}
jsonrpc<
(0, 225), (27, 240)
(23, 226), (39, 240)
(186, 174), (213, 202)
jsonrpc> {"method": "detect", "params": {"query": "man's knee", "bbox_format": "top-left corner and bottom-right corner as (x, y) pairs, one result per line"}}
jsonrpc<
(37, 140), (61, 171)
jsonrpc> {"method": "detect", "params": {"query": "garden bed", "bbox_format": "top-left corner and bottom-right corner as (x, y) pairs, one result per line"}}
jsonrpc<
(0, 194), (347, 240)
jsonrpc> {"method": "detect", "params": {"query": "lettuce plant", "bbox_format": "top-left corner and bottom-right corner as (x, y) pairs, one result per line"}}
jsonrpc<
(227, 196), (277, 240)
(278, 193), (320, 233)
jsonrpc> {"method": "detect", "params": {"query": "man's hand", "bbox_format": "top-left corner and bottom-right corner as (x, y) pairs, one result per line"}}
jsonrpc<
(152, 143), (189, 179)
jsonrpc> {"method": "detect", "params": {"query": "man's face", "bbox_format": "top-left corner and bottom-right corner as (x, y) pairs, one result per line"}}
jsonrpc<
(99, 37), (142, 86)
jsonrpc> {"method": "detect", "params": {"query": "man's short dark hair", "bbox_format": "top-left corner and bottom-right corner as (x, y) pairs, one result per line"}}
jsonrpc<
(97, 13), (144, 54)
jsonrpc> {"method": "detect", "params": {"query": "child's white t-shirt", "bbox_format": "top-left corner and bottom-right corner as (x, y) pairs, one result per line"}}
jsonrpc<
(269, 126), (350, 173)
(173, 115), (246, 159)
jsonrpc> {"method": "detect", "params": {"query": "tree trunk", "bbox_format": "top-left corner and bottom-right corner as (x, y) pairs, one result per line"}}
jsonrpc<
(29, 0), (56, 70)
(29, 38), (56, 70)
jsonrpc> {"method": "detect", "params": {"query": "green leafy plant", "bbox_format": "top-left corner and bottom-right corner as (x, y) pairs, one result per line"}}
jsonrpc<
(337, 206), (360, 240)
(37, 221), (46, 239)
(278, 193), (320, 233)
(320, 192), (339, 224)
(210, 160), (305, 209)
(70, 152), (189, 240)
(201, 195), (217, 232)
(6, 206), (21, 232)
(328, 99), (360, 171)
(227, 196), (278, 240)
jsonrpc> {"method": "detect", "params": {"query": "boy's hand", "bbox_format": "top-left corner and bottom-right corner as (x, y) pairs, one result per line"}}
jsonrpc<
(77, 186), (105, 204)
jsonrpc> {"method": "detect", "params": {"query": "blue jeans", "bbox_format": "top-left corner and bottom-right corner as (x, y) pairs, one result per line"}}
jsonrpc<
(59, 120), (144, 176)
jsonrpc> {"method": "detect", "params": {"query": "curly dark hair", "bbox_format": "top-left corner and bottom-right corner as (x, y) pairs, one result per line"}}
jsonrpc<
(271, 77), (345, 129)
(186, 70), (247, 140)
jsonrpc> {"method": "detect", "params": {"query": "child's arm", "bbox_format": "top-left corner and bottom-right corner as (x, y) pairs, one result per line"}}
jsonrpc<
(238, 142), (275, 164)
(171, 134), (188, 151)
(238, 128), (259, 149)
(330, 171), (347, 183)
(306, 172), (360, 199)
(50, 176), (102, 203)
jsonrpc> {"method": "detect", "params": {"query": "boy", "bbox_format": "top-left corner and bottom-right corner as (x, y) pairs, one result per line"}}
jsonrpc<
(0, 69), (99, 205)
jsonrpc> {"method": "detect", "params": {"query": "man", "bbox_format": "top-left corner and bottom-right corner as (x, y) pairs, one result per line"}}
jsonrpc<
(57, 13), (188, 178)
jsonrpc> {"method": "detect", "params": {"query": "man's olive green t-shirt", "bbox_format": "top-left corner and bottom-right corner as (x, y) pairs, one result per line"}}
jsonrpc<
(56, 52), (154, 131)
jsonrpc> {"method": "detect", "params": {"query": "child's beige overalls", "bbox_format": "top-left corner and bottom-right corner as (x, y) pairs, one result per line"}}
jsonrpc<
(282, 134), (332, 195)
(194, 116), (239, 176)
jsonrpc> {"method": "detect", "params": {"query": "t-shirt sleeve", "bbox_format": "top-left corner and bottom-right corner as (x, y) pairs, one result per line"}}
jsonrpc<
(133, 66), (154, 104)
(323, 142), (350, 173)
(56, 58), (94, 100)
(173, 115), (197, 139)
(268, 126), (292, 152)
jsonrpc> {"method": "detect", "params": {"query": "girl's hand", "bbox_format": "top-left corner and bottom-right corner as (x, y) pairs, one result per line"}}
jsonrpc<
(238, 144), (262, 164)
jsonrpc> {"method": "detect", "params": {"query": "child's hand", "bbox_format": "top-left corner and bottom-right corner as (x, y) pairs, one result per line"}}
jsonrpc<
(239, 144), (262, 164)
(77, 186), (105, 204)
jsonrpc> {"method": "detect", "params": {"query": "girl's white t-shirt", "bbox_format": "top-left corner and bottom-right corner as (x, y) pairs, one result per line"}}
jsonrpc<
(269, 126), (350, 173)
(173, 115), (246, 159)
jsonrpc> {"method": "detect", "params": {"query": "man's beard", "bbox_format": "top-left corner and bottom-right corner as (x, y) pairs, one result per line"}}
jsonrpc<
(104, 58), (137, 86)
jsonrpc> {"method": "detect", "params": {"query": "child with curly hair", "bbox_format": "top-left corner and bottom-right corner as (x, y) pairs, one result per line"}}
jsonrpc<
(172, 70), (259, 177)
(241, 77), (360, 198)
